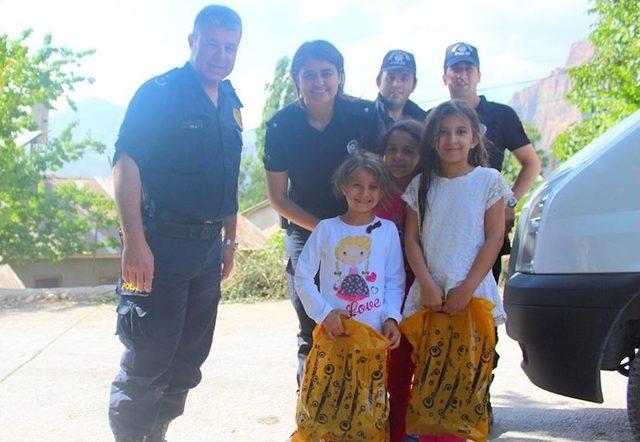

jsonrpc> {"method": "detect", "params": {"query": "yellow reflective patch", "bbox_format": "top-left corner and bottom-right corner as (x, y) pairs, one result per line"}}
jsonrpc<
(122, 282), (138, 292)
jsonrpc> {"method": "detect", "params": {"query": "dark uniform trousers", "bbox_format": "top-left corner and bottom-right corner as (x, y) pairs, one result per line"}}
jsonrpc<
(109, 233), (222, 437)
(284, 227), (317, 387)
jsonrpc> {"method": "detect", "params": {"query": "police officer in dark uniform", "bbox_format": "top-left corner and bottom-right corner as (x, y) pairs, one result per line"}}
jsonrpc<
(441, 42), (541, 282)
(264, 40), (378, 387)
(440, 41), (542, 428)
(109, 5), (243, 441)
(374, 49), (427, 147)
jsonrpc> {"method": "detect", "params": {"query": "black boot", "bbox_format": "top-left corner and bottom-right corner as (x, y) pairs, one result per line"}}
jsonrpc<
(147, 420), (171, 442)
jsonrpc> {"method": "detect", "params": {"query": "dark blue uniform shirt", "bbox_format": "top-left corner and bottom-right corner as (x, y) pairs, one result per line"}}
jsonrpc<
(474, 95), (531, 171)
(374, 94), (427, 150)
(113, 62), (243, 222)
(263, 96), (378, 229)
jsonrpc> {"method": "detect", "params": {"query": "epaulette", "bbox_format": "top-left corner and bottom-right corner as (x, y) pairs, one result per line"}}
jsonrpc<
(341, 97), (375, 118)
(152, 67), (180, 88)
(267, 100), (301, 129)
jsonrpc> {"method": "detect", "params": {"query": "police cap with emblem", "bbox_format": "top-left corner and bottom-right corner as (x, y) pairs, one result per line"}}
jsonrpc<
(444, 42), (480, 71)
(380, 49), (416, 76)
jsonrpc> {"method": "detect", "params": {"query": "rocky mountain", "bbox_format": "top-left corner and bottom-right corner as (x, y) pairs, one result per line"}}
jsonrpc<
(509, 40), (594, 164)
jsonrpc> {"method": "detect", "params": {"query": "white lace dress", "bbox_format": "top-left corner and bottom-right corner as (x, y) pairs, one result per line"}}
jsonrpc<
(401, 167), (512, 324)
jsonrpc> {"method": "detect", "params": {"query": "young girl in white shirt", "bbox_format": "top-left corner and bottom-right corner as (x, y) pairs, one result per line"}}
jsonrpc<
(295, 149), (405, 347)
(403, 99), (511, 321)
(402, 99), (511, 442)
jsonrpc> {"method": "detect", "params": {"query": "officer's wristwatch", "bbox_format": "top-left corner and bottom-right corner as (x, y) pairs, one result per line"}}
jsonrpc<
(223, 238), (239, 250)
(506, 197), (518, 208)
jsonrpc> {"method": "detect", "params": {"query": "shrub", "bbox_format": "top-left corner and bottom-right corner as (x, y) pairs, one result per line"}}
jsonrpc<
(222, 231), (287, 303)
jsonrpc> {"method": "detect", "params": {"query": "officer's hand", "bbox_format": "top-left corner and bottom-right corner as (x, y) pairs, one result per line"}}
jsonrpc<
(221, 244), (235, 280)
(122, 238), (154, 292)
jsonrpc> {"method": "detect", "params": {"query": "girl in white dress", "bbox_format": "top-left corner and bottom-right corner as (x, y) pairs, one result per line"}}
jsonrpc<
(403, 99), (511, 325)
(402, 99), (511, 442)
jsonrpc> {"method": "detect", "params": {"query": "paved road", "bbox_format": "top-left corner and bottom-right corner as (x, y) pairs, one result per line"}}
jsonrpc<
(0, 300), (632, 441)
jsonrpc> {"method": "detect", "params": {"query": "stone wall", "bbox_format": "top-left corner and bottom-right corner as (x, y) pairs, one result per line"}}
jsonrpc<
(0, 285), (116, 308)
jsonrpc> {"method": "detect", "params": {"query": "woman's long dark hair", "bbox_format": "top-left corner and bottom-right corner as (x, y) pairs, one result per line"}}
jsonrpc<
(417, 99), (489, 225)
(290, 40), (345, 97)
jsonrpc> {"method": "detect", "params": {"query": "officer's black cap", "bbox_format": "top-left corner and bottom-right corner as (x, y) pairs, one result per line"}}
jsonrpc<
(380, 49), (416, 76)
(444, 42), (480, 71)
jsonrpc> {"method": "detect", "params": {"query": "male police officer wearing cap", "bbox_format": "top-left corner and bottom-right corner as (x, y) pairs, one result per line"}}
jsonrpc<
(442, 42), (541, 280)
(441, 42), (541, 429)
(109, 5), (243, 441)
(375, 50), (427, 146)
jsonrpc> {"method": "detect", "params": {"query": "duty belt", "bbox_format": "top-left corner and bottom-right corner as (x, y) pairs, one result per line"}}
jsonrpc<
(153, 221), (223, 241)
(147, 207), (223, 241)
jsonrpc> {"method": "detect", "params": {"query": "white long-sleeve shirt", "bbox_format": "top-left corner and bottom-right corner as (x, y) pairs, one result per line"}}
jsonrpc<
(294, 216), (405, 332)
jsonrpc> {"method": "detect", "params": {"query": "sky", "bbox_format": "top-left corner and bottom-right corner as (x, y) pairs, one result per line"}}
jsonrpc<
(1, 0), (595, 131)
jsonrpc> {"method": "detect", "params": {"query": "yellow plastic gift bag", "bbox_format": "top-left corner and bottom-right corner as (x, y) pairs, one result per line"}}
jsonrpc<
(291, 318), (389, 442)
(399, 298), (496, 442)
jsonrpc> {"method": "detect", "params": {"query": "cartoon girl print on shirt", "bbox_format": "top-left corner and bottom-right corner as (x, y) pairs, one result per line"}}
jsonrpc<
(333, 236), (378, 301)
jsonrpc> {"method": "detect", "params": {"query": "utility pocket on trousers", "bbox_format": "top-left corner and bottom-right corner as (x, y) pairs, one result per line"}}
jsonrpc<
(285, 257), (294, 276)
(115, 298), (152, 338)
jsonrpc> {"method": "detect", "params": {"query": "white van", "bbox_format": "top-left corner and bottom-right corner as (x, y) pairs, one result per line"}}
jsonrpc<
(504, 109), (640, 435)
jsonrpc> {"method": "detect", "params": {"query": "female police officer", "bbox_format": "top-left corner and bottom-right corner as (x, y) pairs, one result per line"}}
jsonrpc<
(263, 40), (379, 386)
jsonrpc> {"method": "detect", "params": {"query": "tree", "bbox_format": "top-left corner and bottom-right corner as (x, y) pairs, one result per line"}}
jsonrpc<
(255, 56), (297, 160)
(0, 30), (118, 264)
(552, 0), (640, 162)
(238, 56), (296, 210)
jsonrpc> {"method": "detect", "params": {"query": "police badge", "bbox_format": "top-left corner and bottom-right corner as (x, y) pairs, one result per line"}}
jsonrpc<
(346, 139), (359, 154)
(233, 108), (243, 131)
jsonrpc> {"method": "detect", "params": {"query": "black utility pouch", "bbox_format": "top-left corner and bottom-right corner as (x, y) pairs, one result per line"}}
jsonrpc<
(115, 296), (152, 339)
(114, 275), (152, 338)
(114, 194), (154, 338)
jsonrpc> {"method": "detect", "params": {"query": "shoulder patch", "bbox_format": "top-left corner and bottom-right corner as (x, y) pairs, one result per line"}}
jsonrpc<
(222, 79), (243, 107)
(343, 97), (375, 117)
